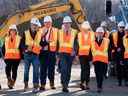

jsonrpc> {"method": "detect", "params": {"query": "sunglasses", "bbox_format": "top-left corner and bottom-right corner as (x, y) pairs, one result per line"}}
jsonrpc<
(119, 27), (125, 28)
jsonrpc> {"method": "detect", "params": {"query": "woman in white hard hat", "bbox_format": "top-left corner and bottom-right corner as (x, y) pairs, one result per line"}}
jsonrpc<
(91, 27), (110, 93)
(58, 16), (77, 92)
(22, 17), (42, 93)
(77, 21), (94, 90)
(2, 24), (22, 89)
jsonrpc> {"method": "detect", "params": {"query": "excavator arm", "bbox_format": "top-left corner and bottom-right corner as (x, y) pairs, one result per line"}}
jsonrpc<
(0, 0), (86, 38)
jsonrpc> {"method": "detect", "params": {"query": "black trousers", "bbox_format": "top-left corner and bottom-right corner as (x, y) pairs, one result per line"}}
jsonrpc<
(116, 59), (125, 85)
(40, 51), (56, 85)
(123, 59), (128, 84)
(124, 65), (128, 83)
(5, 59), (20, 81)
(94, 61), (106, 89)
(104, 64), (108, 77)
(79, 56), (90, 84)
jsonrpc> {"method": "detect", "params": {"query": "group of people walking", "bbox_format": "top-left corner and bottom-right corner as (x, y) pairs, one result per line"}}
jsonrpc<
(0, 15), (128, 94)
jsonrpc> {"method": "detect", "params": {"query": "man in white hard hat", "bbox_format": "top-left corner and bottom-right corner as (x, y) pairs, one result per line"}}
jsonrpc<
(109, 29), (118, 77)
(77, 21), (94, 90)
(39, 16), (58, 91)
(111, 21), (125, 86)
(122, 24), (128, 86)
(23, 17), (42, 93)
(58, 16), (77, 92)
(91, 27), (110, 93)
(117, 21), (125, 35)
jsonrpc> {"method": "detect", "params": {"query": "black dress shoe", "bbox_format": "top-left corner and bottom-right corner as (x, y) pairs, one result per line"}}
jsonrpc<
(85, 86), (90, 90)
(97, 88), (102, 93)
(62, 88), (69, 93)
(51, 86), (56, 89)
(124, 82), (128, 87)
(8, 86), (13, 89)
(118, 83), (122, 86)
(8, 84), (13, 89)
(80, 84), (85, 90)
(0, 85), (1, 90)
(40, 87), (45, 91)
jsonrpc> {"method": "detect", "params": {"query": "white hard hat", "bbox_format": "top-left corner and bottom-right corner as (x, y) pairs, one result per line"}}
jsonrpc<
(63, 16), (72, 23)
(81, 21), (91, 29)
(44, 16), (52, 23)
(9, 24), (17, 31)
(125, 24), (128, 30)
(96, 27), (104, 33)
(109, 16), (116, 22)
(100, 21), (107, 27)
(118, 21), (125, 27)
(30, 17), (41, 27)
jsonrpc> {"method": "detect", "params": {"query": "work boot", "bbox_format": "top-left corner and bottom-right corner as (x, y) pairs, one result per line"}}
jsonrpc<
(7, 78), (13, 89)
(24, 82), (29, 92)
(40, 84), (45, 91)
(32, 83), (39, 93)
(50, 81), (56, 89)
(10, 79), (15, 88)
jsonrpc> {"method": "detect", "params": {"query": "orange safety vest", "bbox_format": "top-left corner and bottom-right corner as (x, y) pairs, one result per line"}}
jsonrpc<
(5, 35), (21, 59)
(104, 31), (110, 38)
(59, 28), (77, 54)
(123, 35), (128, 59)
(91, 38), (109, 64)
(25, 29), (42, 55)
(42, 27), (58, 52)
(78, 31), (94, 56)
(112, 32), (118, 48)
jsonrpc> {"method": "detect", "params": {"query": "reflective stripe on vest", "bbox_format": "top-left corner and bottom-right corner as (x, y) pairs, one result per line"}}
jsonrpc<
(5, 35), (21, 59)
(78, 32), (92, 55)
(92, 38), (109, 64)
(49, 27), (58, 52)
(112, 32), (118, 47)
(59, 29), (77, 54)
(123, 35), (128, 59)
(25, 29), (42, 54)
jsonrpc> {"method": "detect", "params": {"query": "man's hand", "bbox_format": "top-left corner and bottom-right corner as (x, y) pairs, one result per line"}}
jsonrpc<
(117, 48), (121, 52)
(27, 46), (32, 51)
(120, 61), (124, 65)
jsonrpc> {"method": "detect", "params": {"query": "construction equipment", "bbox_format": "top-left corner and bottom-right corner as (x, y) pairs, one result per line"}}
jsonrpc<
(116, 0), (128, 23)
(0, 0), (86, 38)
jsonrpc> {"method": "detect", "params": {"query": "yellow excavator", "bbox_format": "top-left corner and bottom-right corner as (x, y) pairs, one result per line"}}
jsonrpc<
(0, 0), (86, 38)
